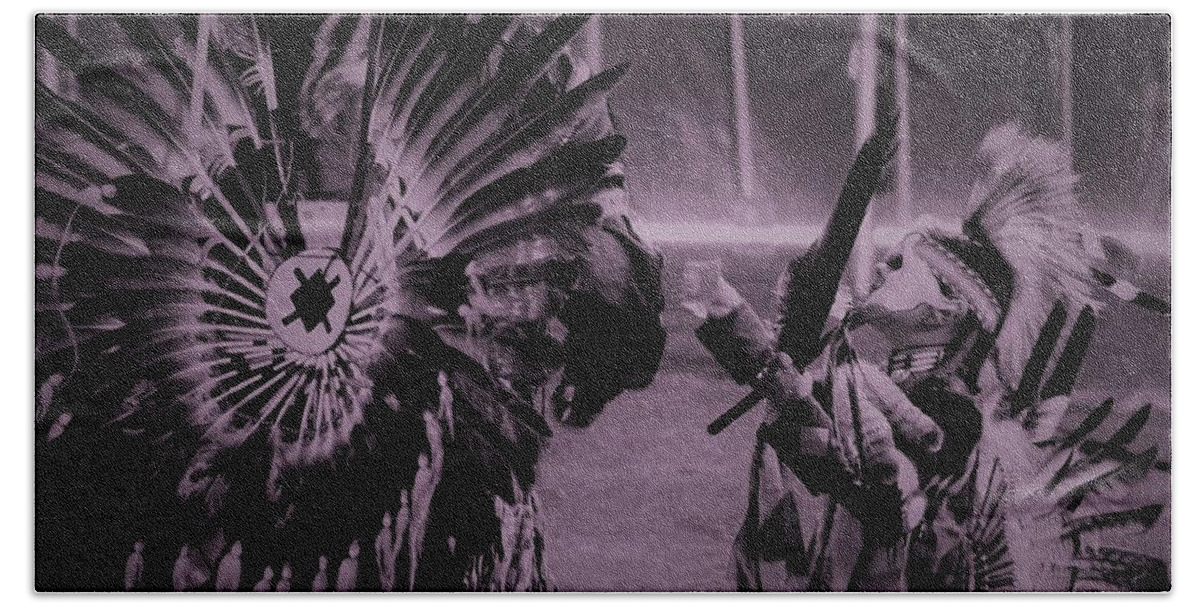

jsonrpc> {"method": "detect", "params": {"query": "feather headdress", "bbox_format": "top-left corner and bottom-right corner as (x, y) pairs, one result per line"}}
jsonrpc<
(909, 122), (1103, 391)
(904, 125), (1167, 591)
(963, 123), (1103, 390)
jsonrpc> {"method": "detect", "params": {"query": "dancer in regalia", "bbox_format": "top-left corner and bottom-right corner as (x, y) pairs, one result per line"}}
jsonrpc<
(35, 14), (664, 591)
(686, 121), (1169, 591)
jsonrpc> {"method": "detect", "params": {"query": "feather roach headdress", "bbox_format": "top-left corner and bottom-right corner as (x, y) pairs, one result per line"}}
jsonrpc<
(905, 123), (1102, 390)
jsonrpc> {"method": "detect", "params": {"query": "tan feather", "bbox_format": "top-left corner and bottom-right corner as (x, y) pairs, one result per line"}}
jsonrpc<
(964, 123), (1103, 390)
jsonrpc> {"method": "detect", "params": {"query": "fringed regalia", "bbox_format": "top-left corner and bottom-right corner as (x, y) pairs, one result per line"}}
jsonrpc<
(695, 123), (1169, 591)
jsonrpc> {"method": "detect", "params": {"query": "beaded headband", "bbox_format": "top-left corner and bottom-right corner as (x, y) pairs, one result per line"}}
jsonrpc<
(907, 230), (1015, 334)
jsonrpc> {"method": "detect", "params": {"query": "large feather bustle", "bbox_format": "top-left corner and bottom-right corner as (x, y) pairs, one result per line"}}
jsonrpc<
(296, 15), (628, 276)
(36, 16), (646, 591)
(36, 14), (639, 534)
(38, 16), (367, 477)
(964, 122), (1103, 392)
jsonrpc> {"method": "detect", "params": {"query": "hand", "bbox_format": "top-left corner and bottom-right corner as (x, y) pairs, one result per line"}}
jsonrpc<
(682, 259), (744, 319)
(762, 358), (816, 410)
(856, 398), (901, 485)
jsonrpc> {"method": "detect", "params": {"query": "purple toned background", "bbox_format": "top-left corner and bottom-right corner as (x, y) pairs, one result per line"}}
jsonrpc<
(600, 14), (1169, 232)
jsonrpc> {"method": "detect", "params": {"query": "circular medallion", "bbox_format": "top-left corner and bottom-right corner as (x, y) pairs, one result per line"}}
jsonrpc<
(265, 249), (353, 355)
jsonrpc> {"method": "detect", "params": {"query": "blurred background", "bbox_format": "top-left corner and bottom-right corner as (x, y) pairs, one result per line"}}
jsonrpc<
(594, 14), (1170, 235)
